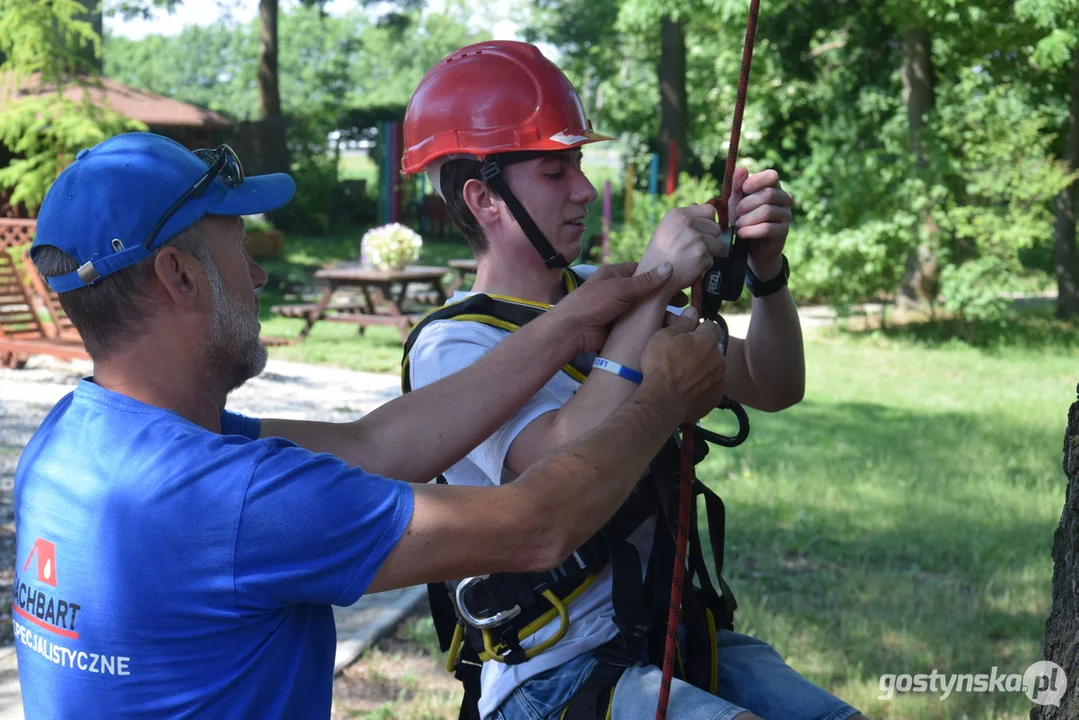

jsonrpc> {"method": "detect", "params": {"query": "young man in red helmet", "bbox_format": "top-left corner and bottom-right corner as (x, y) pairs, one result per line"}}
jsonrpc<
(402, 42), (864, 720)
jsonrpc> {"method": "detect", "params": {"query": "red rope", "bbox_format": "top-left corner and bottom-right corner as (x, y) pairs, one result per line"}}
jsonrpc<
(654, 2), (761, 718)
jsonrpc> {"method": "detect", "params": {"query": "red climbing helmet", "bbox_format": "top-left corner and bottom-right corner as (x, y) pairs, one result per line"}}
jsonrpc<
(402, 40), (614, 174)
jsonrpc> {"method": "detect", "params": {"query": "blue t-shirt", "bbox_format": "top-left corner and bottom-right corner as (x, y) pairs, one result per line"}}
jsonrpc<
(12, 379), (414, 718)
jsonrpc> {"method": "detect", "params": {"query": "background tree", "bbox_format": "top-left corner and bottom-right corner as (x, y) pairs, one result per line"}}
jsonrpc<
(1016, 0), (1079, 320)
(0, 0), (143, 214)
(258, 0), (288, 174)
(104, 3), (480, 231)
(529, 0), (1074, 326)
(1033, 387), (1079, 720)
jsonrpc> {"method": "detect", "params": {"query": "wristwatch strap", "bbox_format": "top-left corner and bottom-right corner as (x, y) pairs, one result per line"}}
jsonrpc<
(745, 254), (790, 297)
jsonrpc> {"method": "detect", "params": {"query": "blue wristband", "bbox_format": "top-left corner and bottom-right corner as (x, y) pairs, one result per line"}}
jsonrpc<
(592, 357), (644, 385)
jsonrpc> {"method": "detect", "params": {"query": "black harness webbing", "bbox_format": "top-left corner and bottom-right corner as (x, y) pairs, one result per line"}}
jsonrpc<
(400, 274), (736, 720)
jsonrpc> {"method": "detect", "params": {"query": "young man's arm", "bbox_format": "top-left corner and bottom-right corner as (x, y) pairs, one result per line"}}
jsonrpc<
(368, 314), (725, 592)
(504, 205), (724, 473)
(505, 170), (800, 473)
(258, 263), (671, 483)
(718, 168), (803, 412)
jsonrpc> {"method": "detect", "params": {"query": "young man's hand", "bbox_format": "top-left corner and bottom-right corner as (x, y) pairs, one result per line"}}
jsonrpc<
(728, 167), (794, 280)
(638, 205), (726, 290)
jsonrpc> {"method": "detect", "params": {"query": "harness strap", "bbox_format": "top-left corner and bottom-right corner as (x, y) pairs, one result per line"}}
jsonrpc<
(401, 269), (586, 393)
(561, 645), (633, 720)
(697, 482), (737, 628)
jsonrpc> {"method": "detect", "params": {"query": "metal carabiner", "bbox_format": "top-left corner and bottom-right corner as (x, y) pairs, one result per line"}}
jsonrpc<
(455, 576), (521, 630)
(696, 314), (751, 448)
(698, 397), (750, 447)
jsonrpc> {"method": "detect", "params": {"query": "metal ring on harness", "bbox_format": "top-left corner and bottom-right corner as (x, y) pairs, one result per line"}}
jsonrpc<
(481, 589), (571, 663)
(456, 576), (522, 629)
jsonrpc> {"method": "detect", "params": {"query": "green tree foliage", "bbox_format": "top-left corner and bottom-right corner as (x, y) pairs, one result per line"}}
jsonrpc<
(104, 4), (480, 231)
(1016, 0), (1079, 319)
(0, 0), (144, 213)
(529, 0), (1076, 319)
(104, 5), (479, 125)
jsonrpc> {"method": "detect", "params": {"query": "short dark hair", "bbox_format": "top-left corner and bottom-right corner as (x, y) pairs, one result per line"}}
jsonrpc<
(440, 158), (500, 256)
(30, 221), (208, 360)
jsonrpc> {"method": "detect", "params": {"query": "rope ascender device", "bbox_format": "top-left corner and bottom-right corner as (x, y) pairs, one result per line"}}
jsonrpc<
(656, 1), (763, 718)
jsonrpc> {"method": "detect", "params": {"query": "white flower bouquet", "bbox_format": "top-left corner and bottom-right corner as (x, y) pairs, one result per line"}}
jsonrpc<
(359, 223), (423, 271)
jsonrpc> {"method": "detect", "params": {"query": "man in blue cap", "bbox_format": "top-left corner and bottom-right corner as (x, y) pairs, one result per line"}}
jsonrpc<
(12, 131), (730, 716)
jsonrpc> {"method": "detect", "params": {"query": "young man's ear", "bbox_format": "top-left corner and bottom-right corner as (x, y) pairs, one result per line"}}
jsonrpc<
(462, 178), (501, 228)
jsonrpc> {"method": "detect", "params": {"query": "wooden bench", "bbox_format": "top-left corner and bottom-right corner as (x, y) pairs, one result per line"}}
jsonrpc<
(21, 250), (81, 341)
(0, 250), (89, 369)
(270, 301), (371, 320)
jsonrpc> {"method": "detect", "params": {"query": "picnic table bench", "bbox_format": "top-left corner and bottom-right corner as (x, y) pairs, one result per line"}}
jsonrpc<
(270, 264), (452, 344)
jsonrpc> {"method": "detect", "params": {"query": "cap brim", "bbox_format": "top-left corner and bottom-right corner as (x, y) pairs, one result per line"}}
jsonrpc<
(211, 173), (296, 216)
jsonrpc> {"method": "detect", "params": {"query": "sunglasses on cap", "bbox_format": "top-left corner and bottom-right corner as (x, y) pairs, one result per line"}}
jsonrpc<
(141, 144), (245, 250)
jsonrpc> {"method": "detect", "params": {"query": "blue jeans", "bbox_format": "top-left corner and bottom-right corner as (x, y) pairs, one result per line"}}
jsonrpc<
(491, 631), (860, 720)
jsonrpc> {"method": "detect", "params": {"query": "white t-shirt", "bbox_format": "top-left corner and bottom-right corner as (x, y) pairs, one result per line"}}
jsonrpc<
(407, 265), (659, 720)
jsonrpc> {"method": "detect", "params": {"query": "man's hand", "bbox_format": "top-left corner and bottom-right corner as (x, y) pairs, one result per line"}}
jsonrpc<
(547, 261), (673, 355)
(728, 167), (794, 280)
(638, 205), (726, 290)
(639, 309), (726, 424)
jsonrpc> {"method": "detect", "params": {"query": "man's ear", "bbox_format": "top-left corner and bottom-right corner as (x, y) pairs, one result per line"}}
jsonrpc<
(462, 178), (501, 229)
(153, 248), (203, 307)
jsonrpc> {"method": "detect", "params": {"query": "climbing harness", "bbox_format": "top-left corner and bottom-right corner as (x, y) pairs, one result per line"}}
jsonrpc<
(656, 0), (763, 717)
(401, 269), (741, 720)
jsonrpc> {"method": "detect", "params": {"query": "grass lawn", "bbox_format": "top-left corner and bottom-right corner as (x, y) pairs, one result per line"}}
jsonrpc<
(256, 223), (1074, 718)
(694, 322), (1074, 718)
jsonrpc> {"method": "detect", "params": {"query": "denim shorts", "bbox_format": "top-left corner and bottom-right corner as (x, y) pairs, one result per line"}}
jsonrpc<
(491, 630), (861, 720)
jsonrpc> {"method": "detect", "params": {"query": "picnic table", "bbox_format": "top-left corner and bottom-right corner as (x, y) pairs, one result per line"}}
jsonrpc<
(270, 263), (451, 344)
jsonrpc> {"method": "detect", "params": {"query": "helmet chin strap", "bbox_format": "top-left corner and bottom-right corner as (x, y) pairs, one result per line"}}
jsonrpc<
(480, 156), (569, 270)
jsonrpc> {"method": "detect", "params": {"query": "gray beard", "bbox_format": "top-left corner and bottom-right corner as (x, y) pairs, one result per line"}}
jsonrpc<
(203, 260), (267, 395)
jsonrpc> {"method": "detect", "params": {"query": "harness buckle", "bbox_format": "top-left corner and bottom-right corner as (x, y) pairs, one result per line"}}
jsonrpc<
(480, 159), (502, 181)
(455, 576), (522, 630)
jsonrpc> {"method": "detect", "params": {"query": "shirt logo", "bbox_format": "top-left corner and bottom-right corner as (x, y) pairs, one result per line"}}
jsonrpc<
(12, 538), (80, 638)
(23, 537), (58, 587)
(12, 537), (134, 676)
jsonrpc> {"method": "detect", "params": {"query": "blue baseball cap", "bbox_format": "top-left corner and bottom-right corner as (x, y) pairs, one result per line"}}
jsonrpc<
(31, 132), (296, 293)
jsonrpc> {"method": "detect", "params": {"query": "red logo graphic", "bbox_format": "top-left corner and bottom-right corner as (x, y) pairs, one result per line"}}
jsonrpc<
(23, 538), (58, 587)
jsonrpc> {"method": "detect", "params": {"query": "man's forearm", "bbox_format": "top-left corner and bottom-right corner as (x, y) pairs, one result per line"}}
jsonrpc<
(502, 381), (684, 571)
(506, 292), (668, 473)
(366, 380), (686, 591)
(261, 313), (578, 481)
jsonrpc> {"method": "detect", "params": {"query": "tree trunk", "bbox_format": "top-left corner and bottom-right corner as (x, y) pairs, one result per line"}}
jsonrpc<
(74, 0), (104, 73)
(1032, 386), (1079, 719)
(658, 17), (687, 192)
(898, 26), (940, 307)
(901, 27), (933, 171)
(256, 0), (289, 176)
(258, 0), (281, 120)
(1053, 45), (1079, 320)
